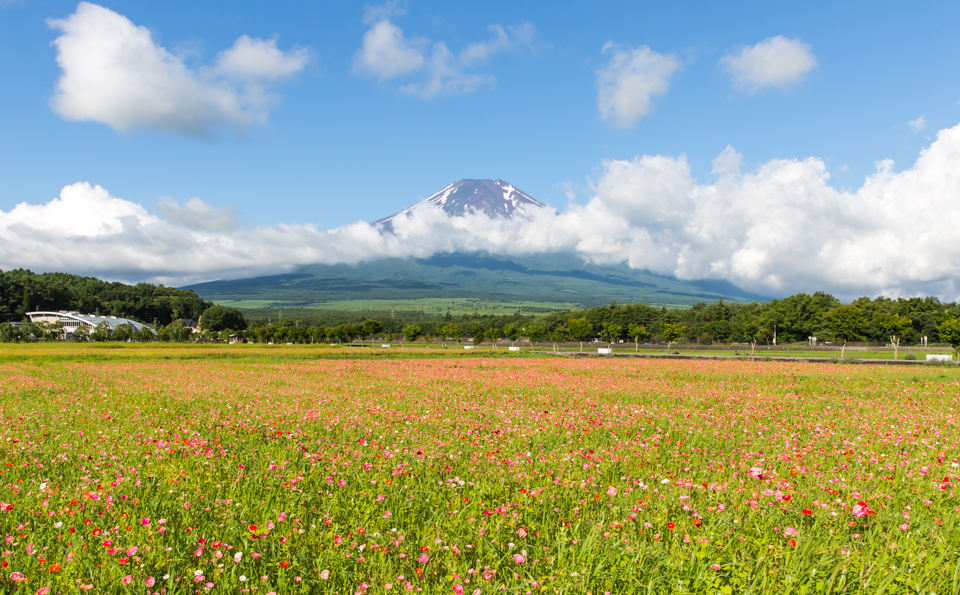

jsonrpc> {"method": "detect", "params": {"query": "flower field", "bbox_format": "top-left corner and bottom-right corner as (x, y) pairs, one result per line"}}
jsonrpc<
(1, 347), (960, 594)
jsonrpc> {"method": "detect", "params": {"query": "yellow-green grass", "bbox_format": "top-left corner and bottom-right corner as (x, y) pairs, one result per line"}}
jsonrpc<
(213, 298), (586, 316)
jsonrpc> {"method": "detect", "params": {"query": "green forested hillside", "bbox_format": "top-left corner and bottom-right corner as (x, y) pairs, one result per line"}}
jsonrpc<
(0, 269), (211, 324)
(185, 252), (767, 308)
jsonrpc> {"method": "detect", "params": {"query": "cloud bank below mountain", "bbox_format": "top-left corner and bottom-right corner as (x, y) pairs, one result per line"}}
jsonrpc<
(3, 122), (960, 300)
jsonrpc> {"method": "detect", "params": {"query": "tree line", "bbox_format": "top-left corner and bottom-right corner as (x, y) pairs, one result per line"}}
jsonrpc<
(536, 293), (960, 350)
(2, 267), (959, 354)
(0, 268), (211, 325)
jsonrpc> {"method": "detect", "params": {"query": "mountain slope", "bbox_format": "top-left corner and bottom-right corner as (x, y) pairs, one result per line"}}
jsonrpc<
(185, 180), (768, 309)
(375, 179), (545, 229)
(185, 252), (767, 308)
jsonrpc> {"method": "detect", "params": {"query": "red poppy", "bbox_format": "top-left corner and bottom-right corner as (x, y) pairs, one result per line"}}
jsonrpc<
(248, 524), (258, 532)
(666, 522), (676, 530)
(802, 508), (813, 515)
(280, 561), (290, 568)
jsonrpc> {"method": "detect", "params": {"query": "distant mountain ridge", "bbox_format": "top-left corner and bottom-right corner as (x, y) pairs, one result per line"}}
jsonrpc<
(186, 252), (767, 308)
(375, 179), (545, 230)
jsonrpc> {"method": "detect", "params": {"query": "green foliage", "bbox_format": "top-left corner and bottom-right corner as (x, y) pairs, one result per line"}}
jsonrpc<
(503, 323), (521, 341)
(873, 311), (911, 341)
(0, 268), (211, 324)
(823, 305), (868, 344)
(524, 323), (548, 343)
(159, 320), (192, 343)
(471, 322), (486, 343)
(440, 323), (463, 344)
(937, 318), (960, 354)
(72, 326), (89, 342)
(135, 325), (157, 342)
(761, 292), (840, 343)
(90, 321), (113, 342)
(0, 322), (24, 342)
(599, 322), (623, 344)
(661, 322), (687, 344)
(200, 305), (247, 332)
(362, 319), (383, 337)
(568, 318), (593, 343)
(627, 323), (648, 342)
(549, 325), (570, 345)
(402, 324), (423, 343)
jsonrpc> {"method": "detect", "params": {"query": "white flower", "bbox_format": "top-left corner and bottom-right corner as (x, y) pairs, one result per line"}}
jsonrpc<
(239, 575), (247, 582)
(162, 575), (170, 580)
(194, 570), (203, 576)
(39, 483), (47, 490)
(661, 478), (670, 484)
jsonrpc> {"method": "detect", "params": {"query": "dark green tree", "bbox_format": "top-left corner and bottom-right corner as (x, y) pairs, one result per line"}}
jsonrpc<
(90, 321), (113, 342)
(113, 323), (135, 342)
(503, 323), (521, 341)
(488, 325), (503, 349)
(200, 305), (247, 332)
(661, 322), (687, 352)
(873, 312), (911, 360)
(525, 323), (547, 347)
(823, 305), (868, 358)
(627, 323), (648, 352)
(402, 324), (423, 346)
(549, 325), (570, 352)
(937, 318), (960, 359)
(599, 322), (623, 347)
(568, 318), (593, 352)
(471, 322), (486, 346)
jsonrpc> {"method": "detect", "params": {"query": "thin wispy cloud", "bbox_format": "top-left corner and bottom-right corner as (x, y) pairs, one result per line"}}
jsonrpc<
(719, 36), (816, 93)
(353, 2), (536, 99)
(48, 2), (310, 137)
(909, 116), (926, 133)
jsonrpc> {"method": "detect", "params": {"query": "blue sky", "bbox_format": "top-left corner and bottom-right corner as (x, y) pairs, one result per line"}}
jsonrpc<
(2, 1), (960, 298)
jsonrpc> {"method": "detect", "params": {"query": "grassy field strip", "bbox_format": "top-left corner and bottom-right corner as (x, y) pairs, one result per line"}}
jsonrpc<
(213, 298), (584, 316)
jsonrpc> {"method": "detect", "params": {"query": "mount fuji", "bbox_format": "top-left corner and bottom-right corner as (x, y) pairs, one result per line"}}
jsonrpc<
(375, 179), (546, 230)
(185, 179), (767, 308)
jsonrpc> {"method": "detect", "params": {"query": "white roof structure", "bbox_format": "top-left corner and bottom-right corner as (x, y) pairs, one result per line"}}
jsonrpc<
(26, 311), (154, 334)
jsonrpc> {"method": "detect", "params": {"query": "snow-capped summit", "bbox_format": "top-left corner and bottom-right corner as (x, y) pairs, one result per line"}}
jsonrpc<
(375, 179), (546, 229)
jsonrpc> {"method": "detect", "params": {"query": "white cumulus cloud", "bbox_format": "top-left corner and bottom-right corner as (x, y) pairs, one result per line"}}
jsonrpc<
(48, 2), (310, 136)
(353, 3), (535, 99)
(719, 36), (816, 92)
(5, 123), (960, 300)
(215, 35), (311, 81)
(353, 19), (427, 80)
(596, 43), (681, 129)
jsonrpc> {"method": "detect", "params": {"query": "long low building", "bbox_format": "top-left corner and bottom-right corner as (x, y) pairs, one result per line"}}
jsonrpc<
(26, 311), (154, 337)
